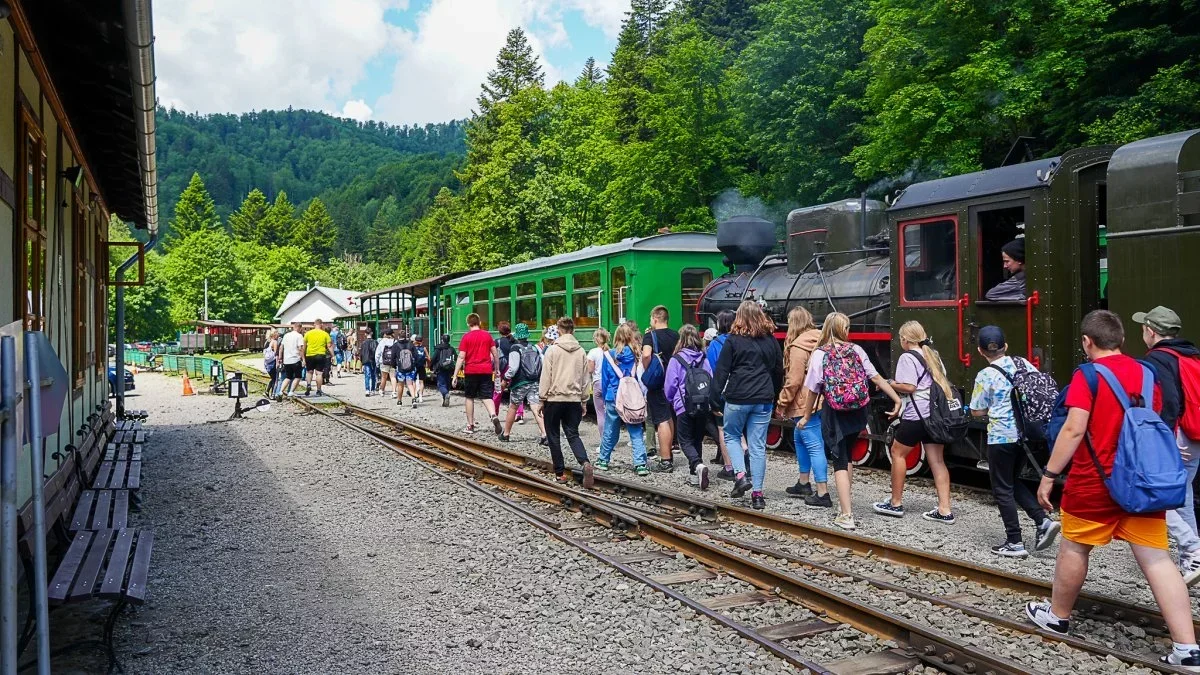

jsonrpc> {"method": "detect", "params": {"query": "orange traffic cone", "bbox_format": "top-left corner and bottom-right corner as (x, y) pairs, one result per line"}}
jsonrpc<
(132, 365), (139, 376)
(182, 373), (196, 396)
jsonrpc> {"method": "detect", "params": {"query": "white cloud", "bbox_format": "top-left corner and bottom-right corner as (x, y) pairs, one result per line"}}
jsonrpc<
(155, 0), (628, 125)
(340, 99), (375, 121)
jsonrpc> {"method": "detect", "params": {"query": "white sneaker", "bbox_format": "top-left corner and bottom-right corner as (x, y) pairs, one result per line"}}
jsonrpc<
(688, 472), (700, 486)
(1180, 555), (1200, 587)
(833, 513), (857, 530)
(418, 394), (424, 403)
(696, 463), (709, 490)
(1035, 519), (1062, 551)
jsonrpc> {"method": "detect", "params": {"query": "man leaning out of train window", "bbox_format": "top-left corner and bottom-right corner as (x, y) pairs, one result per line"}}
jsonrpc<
(985, 238), (1027, 302)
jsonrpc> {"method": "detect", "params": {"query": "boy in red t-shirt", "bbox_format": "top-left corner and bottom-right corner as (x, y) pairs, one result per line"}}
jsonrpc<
(1027, 310), (1199, 670)
(451, 313), (503, 435)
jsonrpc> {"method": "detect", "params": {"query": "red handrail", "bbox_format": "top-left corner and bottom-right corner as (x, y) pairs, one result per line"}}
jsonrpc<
(1026, 290), (1040, 369)
(957, 294), (971, 367)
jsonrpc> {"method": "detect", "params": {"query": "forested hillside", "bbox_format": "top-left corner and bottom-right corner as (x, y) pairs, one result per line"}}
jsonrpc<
(120, 0), (1200, 340)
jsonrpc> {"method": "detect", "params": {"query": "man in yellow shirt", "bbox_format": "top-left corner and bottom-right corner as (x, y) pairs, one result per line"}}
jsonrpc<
(303, 319), (334, 396)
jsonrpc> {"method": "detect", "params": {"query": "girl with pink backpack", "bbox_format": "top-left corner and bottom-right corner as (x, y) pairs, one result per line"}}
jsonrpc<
(596, 323), (650, 476)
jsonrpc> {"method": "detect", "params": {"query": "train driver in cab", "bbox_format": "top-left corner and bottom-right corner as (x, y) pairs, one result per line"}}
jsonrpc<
(985, 238), (1027, 302)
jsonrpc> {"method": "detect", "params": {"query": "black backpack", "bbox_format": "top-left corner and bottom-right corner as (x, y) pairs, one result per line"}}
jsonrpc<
(516, 343), (542, 382)
(437, 346), (456, 372)
(905, 351), (969, 445)
(675, 354), (713, 415)
(497, 337), (513, 374)
(987, 358), (1059, 442)
(336, 332), (348, 350)
(382, 343), (395, 366)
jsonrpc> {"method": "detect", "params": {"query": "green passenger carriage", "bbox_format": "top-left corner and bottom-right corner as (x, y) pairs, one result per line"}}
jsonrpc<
(440, 233), (727, 347)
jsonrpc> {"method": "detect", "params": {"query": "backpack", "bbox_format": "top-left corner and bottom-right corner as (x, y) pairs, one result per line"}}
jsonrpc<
(905, 351), (969, 444)
(675, 354), (713, 415)
(336, 333), (348, 350)
(1083, 363), (1187, 514)
(397, 343), (414, 371)
(1150, 347), (1200, 441)
(987, 358), (1059, 442)
(605, 351), (647, 424)
(381, 343), (395, 367)
(497, 337), (513, 375)
(516, 343), (542, 382)
(641, 331), (666, 390)
(819, 342), (870, 411)
(437, 346), (455, 372)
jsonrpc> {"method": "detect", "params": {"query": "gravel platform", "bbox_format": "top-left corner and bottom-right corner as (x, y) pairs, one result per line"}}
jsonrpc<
(324, 373), (1194, 611)
(115, 373), (832, 674)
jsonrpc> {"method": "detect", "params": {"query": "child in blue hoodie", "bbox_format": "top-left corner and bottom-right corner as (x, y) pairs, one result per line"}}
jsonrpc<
(597, 322), (649, 475)
(665, 325), (713, 490)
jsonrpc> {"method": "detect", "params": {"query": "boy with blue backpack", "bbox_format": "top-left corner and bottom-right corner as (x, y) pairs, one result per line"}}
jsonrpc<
(1026, 310), (1199, 671)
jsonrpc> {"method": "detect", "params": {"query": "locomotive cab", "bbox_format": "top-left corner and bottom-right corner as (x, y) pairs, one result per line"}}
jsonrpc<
(888, 146), (1116, 467)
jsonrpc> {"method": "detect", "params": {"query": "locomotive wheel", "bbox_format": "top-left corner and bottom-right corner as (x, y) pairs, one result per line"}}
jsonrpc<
(766, 423), (787, 451)
(882, 418), (927, 476)
(849, 434), (873, 466)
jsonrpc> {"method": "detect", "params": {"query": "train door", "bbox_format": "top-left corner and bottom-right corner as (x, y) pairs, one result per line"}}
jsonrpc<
(969, 199), (1032, 365)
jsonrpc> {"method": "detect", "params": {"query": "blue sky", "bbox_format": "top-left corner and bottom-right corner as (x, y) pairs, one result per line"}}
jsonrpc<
(154, 0), (628, 126)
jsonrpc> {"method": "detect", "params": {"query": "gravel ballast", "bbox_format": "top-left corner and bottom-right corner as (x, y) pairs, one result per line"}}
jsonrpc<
(117, 372), (829, 673)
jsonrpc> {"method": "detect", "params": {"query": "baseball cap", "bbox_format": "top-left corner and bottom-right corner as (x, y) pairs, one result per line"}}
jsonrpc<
(977, 325), (1006, 351)
(703, 327), (718, 342)
(414, 334), (423, 342)
(1133, 306), (1182, 336)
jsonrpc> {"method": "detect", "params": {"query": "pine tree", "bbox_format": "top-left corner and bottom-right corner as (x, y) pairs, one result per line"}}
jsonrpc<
(291, 197), (338, 262)
(258, 191), (296, 247)
(477, 28), (545, 117)
(366, 195), (401, 262)
(228, 188), (269, 242)
(576, 57), (605, 88)
(169, 172), (220, 244)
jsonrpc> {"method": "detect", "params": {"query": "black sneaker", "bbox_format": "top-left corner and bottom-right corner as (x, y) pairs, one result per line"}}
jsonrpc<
(751, 493), (765, 510)
(651, 457), (675, 473)
(716, 467), (736, 481)
(538, 437), (549, 446)
(804, 493), (832, 509)
(498, 434), (510, 442)
(1035, 519), (1061, 551)
(491, 416), (503, 435)
(1161, 649), (1200, 671)
(992, 541), (1029, 559)
(730, 476), (752, 498)
(442, 395), (449, 407)
(1025, 601), (1069, 636)
(873, 502), (905, 518)
(786, 481), (814, 498)
(922, 509), (956, 524)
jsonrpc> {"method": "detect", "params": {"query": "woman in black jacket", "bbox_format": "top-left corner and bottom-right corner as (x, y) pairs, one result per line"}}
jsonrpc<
(713, 301), (785, 509)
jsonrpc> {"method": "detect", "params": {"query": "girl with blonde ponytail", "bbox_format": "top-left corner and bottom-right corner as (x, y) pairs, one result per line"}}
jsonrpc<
(873, 321), (957, 524)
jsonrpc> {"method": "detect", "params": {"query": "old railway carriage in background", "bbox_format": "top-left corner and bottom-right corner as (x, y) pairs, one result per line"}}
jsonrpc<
(442, 233), (726, 347)
(696, 128), (1200, 475)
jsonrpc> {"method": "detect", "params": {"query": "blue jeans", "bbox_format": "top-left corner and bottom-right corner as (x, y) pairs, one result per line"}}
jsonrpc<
(793, 415), (826, 483)
(724, 402), (772, 491)
(362, 363), (377, 392)
(1167, 435), (1200, 556)
(599, 404), (647, 467)
(437, 371), (451, 398)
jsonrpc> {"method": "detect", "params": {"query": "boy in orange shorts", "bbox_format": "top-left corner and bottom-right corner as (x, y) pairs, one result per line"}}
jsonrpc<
(1028, 310), (1199, 670)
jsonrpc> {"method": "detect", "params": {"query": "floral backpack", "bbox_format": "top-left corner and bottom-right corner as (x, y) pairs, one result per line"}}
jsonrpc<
(820, 342), (870, 411)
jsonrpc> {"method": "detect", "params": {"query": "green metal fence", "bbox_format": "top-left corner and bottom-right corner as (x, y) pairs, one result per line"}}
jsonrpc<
(158, 354), (225, 380)
(122, 349), (152, 368)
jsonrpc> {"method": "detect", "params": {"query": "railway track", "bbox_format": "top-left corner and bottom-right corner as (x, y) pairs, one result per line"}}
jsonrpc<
(218, 361), (1187, 673)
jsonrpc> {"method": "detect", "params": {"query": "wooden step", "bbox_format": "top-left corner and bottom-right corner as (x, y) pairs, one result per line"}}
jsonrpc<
(701, 590), (776, 610)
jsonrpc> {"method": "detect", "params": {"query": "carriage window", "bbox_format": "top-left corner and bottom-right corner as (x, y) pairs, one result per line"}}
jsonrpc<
(493, 286), (512, 327)
(517, 281), (536, 296)
(610, 267), (627, 324)
(573, 271), (601, 327)
(456, 292), (470, 305)
(901, 218), (957, 303)
(542, 277), (566, 327)
(473, 289), (490, 329)
(977, 206), (1026, 298)
(681, 269), (713, 325)
(516, 282), (537, 326)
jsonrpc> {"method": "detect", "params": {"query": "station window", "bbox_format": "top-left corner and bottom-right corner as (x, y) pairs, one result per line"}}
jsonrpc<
(976, 205), (1026, 299)
(901, 217), (957, 304)
(542, 277), (566, 327)
(516, 282), (537, 327)
(493, 285), (512, 328)
(680, 268), (713, 325)
(572, 271), (601, 328)
(473, 289), (490, 329)
(610, 267), (627, 324)
(17, 112), (47, 331)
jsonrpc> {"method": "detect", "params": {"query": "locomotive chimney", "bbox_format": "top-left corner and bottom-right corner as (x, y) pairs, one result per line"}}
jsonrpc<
(716, 215), (776, 271)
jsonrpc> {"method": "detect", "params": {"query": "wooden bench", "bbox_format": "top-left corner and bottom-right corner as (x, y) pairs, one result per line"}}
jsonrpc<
(16, 406), (153, 672)
(91, 460), (141, 490)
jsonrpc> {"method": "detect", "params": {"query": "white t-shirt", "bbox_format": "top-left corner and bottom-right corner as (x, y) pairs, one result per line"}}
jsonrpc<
(587, 347), (606, 383)
(281, 331), (305, 365)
